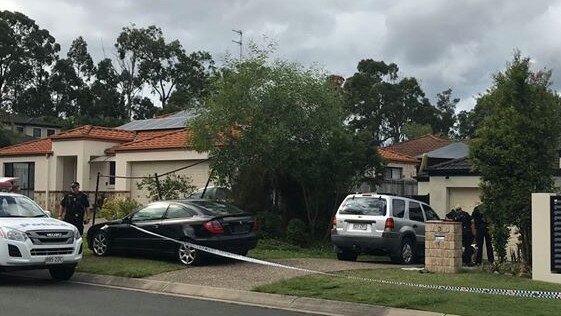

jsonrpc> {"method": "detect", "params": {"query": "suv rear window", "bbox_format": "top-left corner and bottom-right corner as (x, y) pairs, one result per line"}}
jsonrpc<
(392, 199), (405, 218)
(408, 202), (424, 222)
(339, 197), (387, 216)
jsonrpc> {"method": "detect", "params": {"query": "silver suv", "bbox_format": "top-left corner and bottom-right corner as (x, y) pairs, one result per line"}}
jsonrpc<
(331, 193), (440, 264)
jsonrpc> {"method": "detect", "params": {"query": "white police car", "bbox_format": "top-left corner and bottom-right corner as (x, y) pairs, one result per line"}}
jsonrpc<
(0, 193), (82, 280)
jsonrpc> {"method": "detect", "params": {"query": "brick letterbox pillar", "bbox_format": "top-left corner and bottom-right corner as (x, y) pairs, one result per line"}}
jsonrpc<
(425, 221), (462, 273)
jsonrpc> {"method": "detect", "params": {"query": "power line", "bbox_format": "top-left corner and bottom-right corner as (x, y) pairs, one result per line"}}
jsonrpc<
(232, 29), (242, 59)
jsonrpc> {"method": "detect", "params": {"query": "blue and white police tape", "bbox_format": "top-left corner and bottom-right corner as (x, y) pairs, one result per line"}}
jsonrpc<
(130, 225), (561, 300)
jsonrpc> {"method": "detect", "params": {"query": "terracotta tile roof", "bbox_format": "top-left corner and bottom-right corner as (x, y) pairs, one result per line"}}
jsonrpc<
(378, 148), (418, 164)
(134, 130), (175, 140)
(50, 125), (136, 142)
(0, 138), (52, 156)
(385, 134), (452, 157)
(114, 129), (191, 152)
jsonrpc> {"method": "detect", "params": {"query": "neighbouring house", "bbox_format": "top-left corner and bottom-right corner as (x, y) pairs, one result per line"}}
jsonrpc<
(384, 134), (453, 158)
(0, 111), (212, 212)
(369, 147), (419, 196)
(366, 134), (454, 200)
(2, 113), (62, 139)
(417, 156), (477, 217)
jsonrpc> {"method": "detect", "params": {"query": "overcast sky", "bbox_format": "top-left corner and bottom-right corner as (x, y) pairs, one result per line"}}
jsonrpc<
(4, 0), (561, 111)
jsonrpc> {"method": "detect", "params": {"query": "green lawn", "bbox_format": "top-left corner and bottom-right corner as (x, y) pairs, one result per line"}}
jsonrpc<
(77, 249), (186, 278)
(255, 268), (561, 316)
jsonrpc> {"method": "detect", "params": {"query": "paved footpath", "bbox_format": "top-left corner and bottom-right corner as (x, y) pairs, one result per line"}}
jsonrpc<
(72, 258), (458, 316)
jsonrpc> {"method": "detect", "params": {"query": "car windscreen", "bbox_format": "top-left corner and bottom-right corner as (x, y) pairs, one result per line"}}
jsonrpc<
(185, 200), (245, 216)
(339, 197), (387, 216)
(0, 195), (47, 217)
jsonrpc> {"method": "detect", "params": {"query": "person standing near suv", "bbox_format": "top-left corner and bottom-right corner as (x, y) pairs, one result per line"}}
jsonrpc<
(446, 206), (474, 266)
(472, 205), (494, 265)
(59, 181), (91, 235)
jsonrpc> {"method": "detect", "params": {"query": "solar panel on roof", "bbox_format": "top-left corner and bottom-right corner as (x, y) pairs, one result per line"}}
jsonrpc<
(117, 110), (198, 131)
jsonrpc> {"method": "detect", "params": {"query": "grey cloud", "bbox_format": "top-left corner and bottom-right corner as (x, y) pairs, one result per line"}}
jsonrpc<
(4, 0), (561, 111)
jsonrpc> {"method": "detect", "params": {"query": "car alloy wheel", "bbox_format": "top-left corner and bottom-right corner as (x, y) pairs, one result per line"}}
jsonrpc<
(401, 238), (414, 264)
(92, 231), (110, 256)
(178, 242), (199, 265)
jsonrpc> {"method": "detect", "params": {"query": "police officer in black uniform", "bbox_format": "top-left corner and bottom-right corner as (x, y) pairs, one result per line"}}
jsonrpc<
(446, 206), (474, 266)
(472, 205), (494, 265)
(59, 181), (91, 235)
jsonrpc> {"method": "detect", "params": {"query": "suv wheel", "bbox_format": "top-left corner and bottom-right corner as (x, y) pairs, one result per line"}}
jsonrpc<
(336, 249), (358, 261)
(398, 238), (416, 264)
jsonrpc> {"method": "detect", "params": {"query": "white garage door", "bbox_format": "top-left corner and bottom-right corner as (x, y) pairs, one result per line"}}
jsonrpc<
(448, 187), (480, 214)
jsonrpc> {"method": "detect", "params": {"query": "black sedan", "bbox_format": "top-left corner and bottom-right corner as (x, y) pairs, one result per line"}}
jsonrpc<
(86, 199), (258, 265)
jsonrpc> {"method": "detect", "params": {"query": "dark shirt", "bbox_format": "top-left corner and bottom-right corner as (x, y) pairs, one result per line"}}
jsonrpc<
(447, 209), (472, 235)
(472, 208), (488, 230)
(60, 192), (90, 223)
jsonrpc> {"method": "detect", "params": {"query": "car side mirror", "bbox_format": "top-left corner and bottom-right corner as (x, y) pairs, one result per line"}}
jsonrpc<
(44, 210), (52, 217)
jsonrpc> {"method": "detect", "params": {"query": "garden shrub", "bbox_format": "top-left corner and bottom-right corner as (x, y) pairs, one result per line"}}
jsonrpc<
(255, 210), (282, 239)
(98, 196), (141, 220)
(286, 218), (308, 247)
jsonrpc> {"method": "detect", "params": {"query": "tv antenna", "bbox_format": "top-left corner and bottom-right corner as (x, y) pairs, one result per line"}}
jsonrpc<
(232, 29), (243, 59)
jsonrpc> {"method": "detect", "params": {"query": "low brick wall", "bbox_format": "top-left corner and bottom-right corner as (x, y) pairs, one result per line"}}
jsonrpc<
(425, 221), (462, 273)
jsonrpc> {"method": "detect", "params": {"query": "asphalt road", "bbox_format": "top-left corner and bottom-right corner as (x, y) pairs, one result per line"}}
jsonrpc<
(0, 271), (312, 316)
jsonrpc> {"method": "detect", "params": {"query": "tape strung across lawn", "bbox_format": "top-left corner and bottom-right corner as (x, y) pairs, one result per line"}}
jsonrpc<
(130, 225), (561, 300)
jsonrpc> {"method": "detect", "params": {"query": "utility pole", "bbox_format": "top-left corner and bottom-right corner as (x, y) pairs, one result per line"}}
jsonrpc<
(232, 29), (242, 59)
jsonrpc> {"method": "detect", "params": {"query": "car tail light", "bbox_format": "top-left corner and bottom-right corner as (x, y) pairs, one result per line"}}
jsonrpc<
(384, 218), (394, 232)
(203, 220), (224, 234)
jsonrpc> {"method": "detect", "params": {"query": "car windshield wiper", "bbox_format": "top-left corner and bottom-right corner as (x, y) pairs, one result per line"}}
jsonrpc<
(33, 214), (47, 217)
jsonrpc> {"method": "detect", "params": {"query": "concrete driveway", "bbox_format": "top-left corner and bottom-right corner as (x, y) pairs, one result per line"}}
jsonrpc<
(146, 257), (411, 291)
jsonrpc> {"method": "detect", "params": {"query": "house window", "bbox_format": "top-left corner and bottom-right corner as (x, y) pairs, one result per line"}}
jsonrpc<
(47, 129), (55, 136)
(4, 162), (35, 198)
(109, 161), (116, 185)
(32, 128), (42, 138)
(15, 126), (24, 133)
(384, 167), (403, 180)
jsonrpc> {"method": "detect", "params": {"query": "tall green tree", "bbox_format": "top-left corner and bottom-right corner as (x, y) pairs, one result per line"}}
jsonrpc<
(343, 59), (432, 144)
(432, 89), (459, 137)
(115, 24), (152, 118)
(470, 52), (561, 265)
(115, 25), (213, 116)
(190, 49), (381, 239)
(0, 11), (60, 115)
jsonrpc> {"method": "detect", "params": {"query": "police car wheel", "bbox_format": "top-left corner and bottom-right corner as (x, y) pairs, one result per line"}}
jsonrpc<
(49, 265), (76, 281)
(178, 242), (201, 265)
(91, 231), (110, 256)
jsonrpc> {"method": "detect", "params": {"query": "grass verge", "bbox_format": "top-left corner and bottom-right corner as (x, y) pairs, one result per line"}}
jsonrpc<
(77, 249), (185, 278)
(254, 268), (561, 316)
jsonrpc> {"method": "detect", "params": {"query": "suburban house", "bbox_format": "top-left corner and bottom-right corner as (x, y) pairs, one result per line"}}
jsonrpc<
(0, 111), (211, 212)
(1, 113), (62, 139)
(372, 147), (419, 196)
(373, 135), (455, 208)
(415, 142), (474, 215)
(0, 113), (475, 219)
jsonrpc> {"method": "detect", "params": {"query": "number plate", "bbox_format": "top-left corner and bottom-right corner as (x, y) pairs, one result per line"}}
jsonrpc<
(45, 256), (64, 264)
(353, 223), (368, 230)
